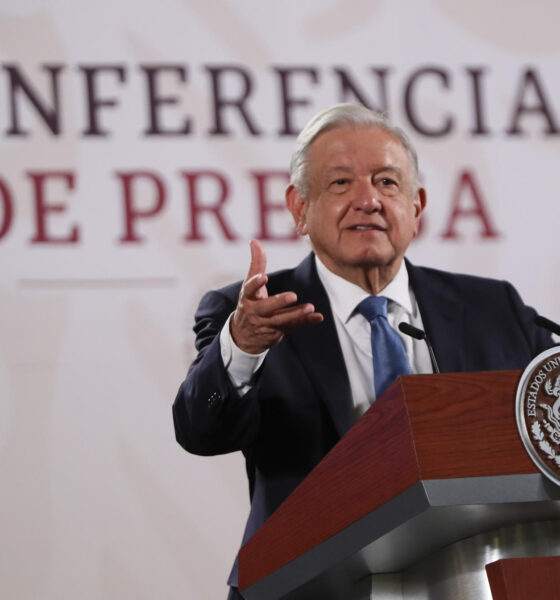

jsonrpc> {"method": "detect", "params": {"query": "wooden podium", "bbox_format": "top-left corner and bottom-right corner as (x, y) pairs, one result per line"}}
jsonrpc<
(237, 371), (560, 600)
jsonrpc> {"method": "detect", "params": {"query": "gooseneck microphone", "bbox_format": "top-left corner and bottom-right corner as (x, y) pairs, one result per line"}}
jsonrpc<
(536, 315), (560, 338)
(398, 322), (441, 374)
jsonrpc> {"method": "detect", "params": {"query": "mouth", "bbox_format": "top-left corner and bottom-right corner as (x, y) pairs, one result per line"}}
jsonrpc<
(348, 225), (386, 231)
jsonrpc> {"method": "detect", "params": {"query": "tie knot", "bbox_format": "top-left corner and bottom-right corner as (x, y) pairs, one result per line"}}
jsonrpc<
(357, 296), (388, 322)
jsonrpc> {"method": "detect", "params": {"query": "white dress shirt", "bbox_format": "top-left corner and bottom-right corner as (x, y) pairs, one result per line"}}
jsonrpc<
(220, 255), (433, 419)
(315, 257), (433, 419)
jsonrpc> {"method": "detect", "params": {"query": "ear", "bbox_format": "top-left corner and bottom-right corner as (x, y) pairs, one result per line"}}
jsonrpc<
(412, 187), (427, 231)
(286, 184), (308, 235)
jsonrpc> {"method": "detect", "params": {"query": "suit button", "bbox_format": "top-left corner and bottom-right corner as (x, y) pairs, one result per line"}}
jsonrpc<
(207, 392), (221, 407)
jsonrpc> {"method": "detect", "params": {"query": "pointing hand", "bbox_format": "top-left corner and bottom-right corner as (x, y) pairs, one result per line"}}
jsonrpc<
(230, 240), (323, 354)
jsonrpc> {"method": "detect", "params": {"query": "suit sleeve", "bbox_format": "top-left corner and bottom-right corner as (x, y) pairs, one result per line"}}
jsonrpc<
(172, 289), (262, 456)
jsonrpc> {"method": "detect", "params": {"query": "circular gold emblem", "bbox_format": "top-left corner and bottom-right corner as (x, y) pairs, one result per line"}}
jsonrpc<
(516, 347), (560, 487)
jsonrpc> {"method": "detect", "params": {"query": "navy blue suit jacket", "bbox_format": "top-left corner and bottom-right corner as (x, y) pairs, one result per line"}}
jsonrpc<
(172, 253), (552, 586)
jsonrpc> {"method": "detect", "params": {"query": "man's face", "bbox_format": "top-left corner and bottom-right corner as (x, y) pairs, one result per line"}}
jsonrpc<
(287, 125), (426, 285)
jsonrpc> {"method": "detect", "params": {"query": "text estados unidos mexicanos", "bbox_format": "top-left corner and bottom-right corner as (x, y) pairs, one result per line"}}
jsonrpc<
(526, 357), (560, 417)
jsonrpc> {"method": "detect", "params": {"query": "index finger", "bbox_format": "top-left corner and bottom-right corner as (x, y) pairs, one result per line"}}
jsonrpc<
(246, 239), (267, 281)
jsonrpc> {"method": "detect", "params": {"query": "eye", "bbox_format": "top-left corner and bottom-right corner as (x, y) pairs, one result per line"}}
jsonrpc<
(375, 176), (400, 195)
(329, 178), (351, 192)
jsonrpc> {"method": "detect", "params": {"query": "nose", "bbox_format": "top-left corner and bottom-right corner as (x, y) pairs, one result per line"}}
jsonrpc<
(352, 179), (382, 212)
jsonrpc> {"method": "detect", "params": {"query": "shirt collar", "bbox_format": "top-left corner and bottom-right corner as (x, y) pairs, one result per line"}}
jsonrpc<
(315, 255), (413, 324)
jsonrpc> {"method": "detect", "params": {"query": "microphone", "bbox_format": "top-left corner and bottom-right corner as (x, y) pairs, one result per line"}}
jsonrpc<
(398, 322), (440, 374)
(536, 315), (560, 337)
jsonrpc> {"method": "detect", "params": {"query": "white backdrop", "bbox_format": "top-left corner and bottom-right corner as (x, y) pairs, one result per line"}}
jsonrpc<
(1, 1), (559, 598)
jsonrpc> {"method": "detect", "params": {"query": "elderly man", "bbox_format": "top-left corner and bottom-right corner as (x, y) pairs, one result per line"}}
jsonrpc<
(173, 104), (552, 599)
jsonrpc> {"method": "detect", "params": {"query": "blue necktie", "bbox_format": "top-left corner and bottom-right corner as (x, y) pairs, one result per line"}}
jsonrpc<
(357, 296), (412, 398)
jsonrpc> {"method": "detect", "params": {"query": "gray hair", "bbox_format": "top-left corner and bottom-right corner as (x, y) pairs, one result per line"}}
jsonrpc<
(289, 103), (420, 197)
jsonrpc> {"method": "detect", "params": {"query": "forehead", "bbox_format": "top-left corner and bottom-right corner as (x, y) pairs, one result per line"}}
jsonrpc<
(308, 125), (412, 175)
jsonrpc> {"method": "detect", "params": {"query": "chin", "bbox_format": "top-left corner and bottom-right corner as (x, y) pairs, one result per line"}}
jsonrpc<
(351, 248), (397, 268)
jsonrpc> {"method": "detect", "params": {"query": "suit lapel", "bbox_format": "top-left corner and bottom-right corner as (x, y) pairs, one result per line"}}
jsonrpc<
(285, 254), (355, 438)
(280, 256), (467, 435)
(407, 260), (467, 373)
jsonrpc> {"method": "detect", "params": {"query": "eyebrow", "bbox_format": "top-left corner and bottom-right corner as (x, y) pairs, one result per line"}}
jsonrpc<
(373, 165), (403, 176)
(323, 166), (353, 175)
(323, 165), (404, 177)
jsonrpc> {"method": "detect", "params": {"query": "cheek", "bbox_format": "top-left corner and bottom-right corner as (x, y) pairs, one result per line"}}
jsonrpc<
(308, 197), (344, 227)
(389, 204), (417, 236)
(327, 196), (353, 221)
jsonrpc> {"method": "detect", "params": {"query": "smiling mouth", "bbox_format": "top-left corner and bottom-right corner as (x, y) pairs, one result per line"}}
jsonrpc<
(349, 225), (385, 231)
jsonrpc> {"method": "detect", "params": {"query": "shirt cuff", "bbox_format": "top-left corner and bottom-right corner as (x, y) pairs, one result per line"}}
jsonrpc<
(220, 313), (268, 391)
